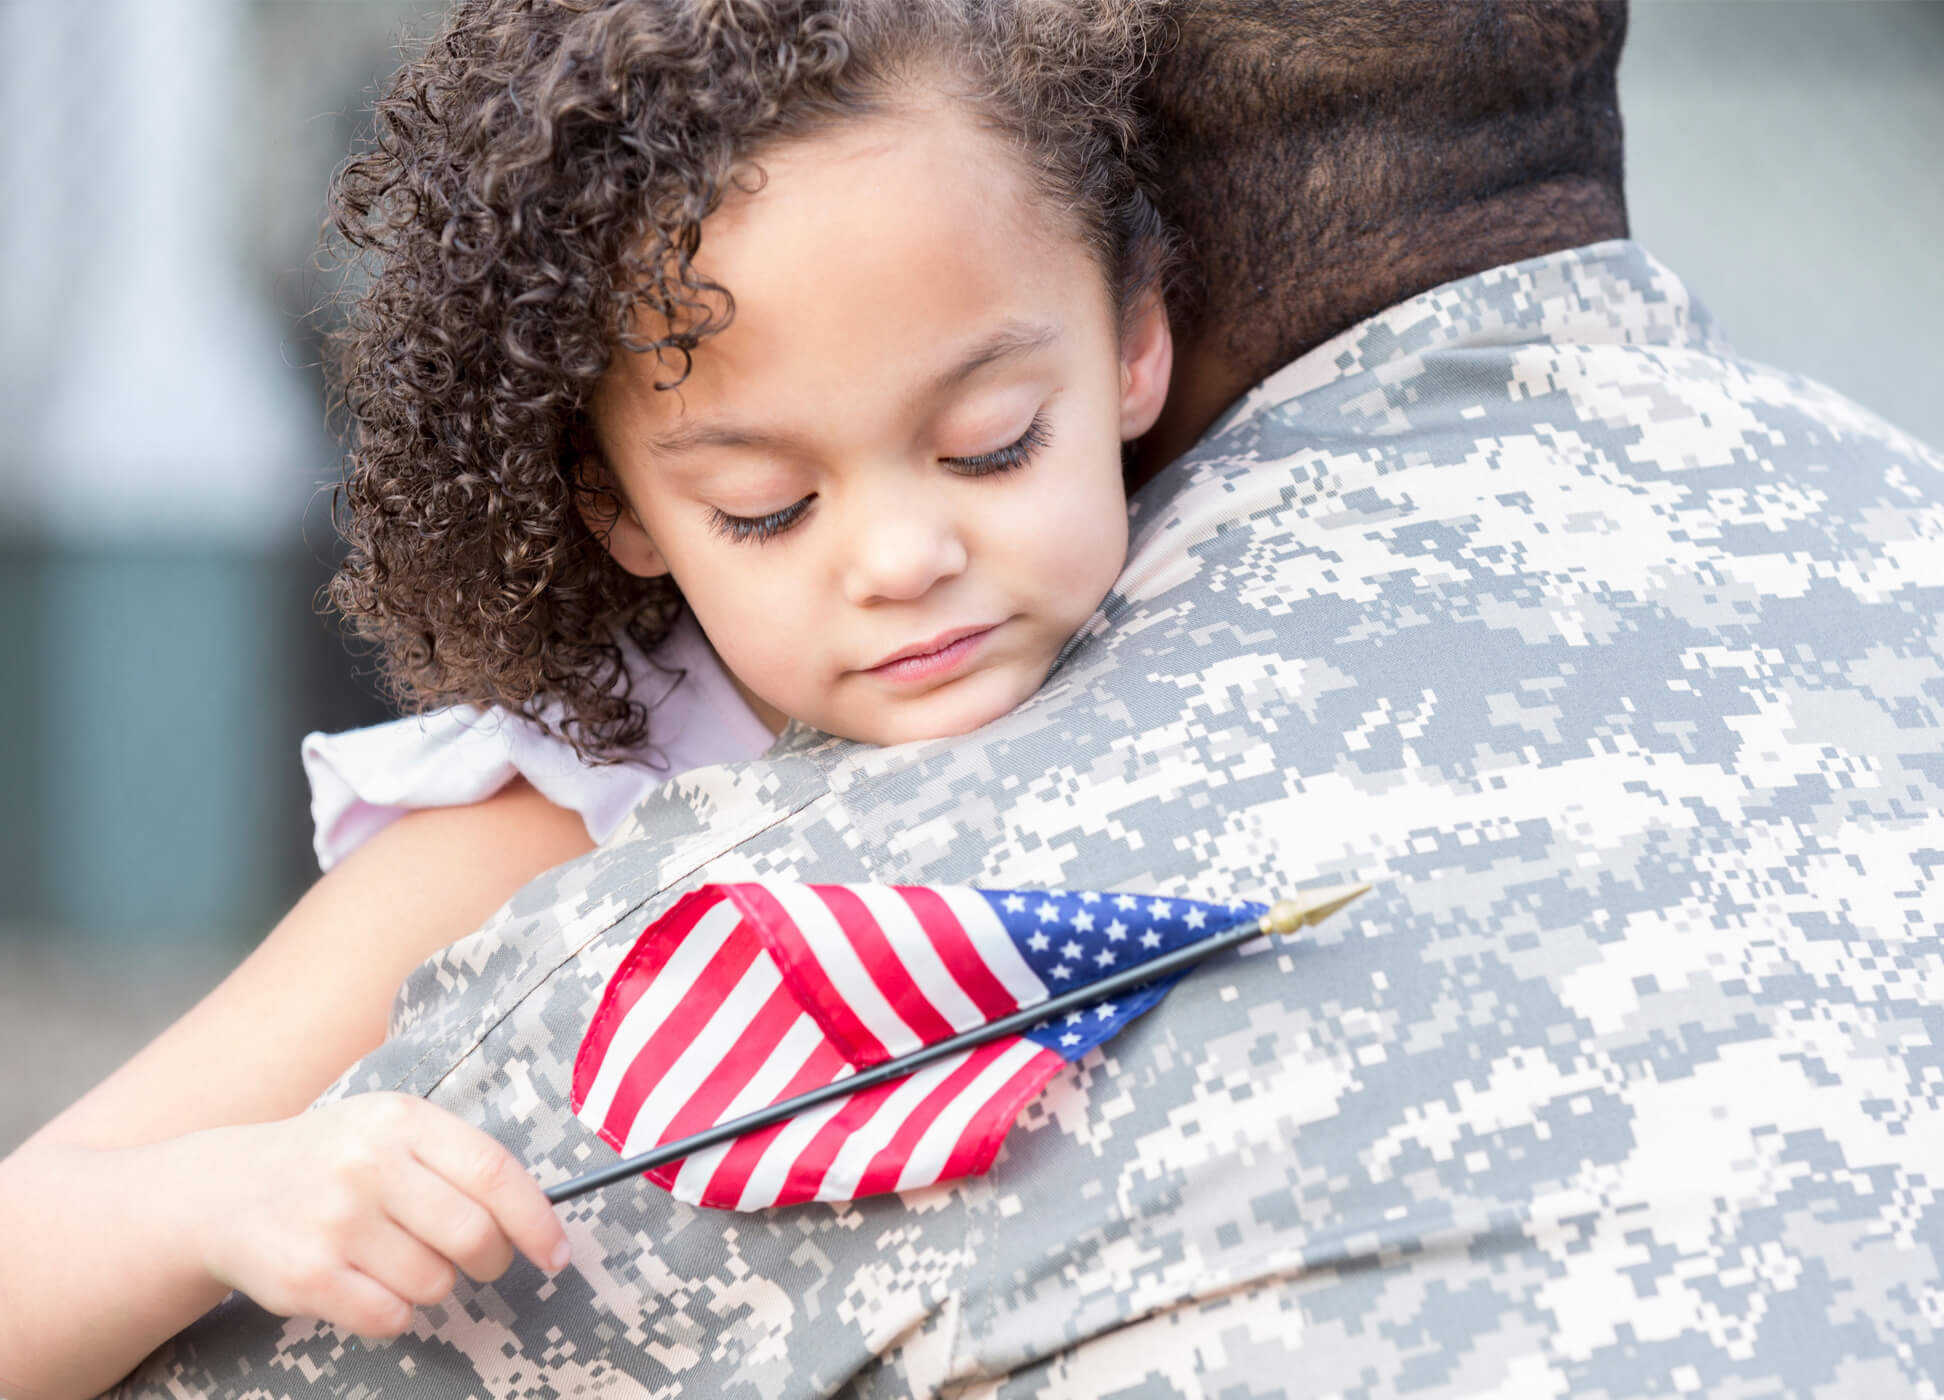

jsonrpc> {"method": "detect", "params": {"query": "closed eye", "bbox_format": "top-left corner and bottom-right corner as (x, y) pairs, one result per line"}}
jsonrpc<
(943, 413), (1051, 477)
(710, 495), (814, 544)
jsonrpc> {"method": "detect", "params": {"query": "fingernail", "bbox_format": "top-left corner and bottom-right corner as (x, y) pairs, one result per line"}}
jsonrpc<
(549, 1241), (572, 1272)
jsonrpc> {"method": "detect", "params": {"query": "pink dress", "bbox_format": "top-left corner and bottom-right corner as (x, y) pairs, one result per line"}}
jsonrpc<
(300, 611), (775, 871)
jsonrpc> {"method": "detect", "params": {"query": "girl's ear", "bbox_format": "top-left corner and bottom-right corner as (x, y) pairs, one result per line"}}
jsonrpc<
(575, 460), (670, 578)
(1117, 283), (1173, 442)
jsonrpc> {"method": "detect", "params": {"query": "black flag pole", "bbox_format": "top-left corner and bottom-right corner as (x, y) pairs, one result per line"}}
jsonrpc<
(544, 882), (1369, 1205)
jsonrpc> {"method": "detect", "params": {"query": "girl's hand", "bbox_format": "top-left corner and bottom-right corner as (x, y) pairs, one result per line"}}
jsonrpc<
(0, 781), (593, 1400)
(186, 1092), (571, 1337)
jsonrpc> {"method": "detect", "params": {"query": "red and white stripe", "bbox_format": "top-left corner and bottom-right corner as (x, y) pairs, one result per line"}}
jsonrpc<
(571, 883), (1065, 1209)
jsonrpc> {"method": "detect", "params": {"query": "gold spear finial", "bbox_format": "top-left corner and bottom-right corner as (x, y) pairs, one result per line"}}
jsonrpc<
(1260, 882), (1372, 936)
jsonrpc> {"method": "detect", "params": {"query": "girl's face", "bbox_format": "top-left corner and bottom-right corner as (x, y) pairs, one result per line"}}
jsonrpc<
(589, 94), (1171, 746)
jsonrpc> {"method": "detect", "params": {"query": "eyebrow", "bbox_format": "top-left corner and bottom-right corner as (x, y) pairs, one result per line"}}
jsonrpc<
(646, 319), (1062, 458)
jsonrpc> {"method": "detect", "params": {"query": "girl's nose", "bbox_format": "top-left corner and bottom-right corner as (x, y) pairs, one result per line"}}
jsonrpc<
(840, 489), (969, 606)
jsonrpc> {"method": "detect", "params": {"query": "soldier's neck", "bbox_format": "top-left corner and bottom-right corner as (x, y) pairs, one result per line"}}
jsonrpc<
(1135, 181), (1625, 488)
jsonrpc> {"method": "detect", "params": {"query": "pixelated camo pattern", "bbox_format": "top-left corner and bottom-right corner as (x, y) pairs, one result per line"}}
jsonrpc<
(117, 242), (1944, 1398)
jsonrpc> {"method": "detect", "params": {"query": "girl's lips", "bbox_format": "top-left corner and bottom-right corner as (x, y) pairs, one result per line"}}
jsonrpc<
(865, 624), (998, 683)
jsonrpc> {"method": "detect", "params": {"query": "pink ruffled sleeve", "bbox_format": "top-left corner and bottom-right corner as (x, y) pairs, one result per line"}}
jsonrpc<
(300, 613), (776, 871)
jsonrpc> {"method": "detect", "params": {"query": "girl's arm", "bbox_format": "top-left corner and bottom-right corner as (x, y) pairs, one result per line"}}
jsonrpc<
(0, 777), (595, 1400)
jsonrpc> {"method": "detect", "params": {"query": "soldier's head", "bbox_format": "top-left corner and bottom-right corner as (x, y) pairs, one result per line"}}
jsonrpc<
(1139, 0), (1629, 471)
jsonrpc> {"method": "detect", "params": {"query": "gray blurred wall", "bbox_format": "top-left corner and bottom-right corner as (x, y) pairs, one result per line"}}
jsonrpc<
(1, 0), (436, 955)
(1623, 0), (1944, 449)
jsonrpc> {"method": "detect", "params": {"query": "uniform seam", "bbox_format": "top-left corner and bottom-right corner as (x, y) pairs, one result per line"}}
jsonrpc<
(396, 783), (837, 1101)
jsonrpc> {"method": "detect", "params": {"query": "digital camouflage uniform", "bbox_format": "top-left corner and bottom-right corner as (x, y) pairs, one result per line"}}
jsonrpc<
(118, 242), (1944, 1398)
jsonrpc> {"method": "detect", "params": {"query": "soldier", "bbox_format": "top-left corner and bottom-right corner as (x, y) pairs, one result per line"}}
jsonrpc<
(52, 0), (1944, 1394)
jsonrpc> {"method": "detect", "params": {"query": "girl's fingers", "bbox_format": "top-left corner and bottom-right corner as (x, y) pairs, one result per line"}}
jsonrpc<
(404, 1106), (571, 1274)
(317, 1264), (418, 1340)
(345, 1217), (459, 1308)
(383, 1158), (515, 1283)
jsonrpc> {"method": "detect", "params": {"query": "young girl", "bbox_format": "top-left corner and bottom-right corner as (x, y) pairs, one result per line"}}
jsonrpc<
(0, 0), (1173, 1393)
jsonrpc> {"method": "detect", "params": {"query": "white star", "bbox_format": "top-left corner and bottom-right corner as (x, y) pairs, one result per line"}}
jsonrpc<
(1065, 1009), (1085, 1025)
(1115, 894), (1137, 911)
(1148, 899), (1172, 919)
(1105, 920), (1127, 942)
(1060, 1032), (1082, 1047)
(1059, 941), (1082, 960)
(1094, 1002), (1118, 1020)
(1079, 891), (1100, 904)
(1140, 930), (1162, 948)
(1003, 894), (1027, 913)
(1072, 911), (1095, 932)
(1027, 931), (1050, 952)
(1095, 949), (1116, 967)
(1050, 963), (1072, 980)
(1037, 901), (1060, 922)
(1184, 907), (1207, 930)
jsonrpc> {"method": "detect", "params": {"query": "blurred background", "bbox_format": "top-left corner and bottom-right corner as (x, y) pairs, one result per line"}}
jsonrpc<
(2, 0), (1941, 1152)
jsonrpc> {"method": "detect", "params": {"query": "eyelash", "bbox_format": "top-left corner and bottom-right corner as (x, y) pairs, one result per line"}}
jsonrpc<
(943, 412), (1051, 477)
(707, 414), (1053, 544)
(710, 498), (810, 545)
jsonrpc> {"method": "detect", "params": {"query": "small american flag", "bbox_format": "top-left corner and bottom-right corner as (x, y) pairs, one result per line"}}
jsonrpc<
(571, 882), (1265, 1209)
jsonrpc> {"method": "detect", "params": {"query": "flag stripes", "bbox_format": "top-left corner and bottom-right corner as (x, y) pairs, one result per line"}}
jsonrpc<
(573, 890), (745, 1132)
(900, 884), (1033, 1021)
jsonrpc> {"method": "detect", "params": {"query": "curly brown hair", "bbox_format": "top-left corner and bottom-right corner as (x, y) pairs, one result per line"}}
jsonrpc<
(326, 0), (1168, 762)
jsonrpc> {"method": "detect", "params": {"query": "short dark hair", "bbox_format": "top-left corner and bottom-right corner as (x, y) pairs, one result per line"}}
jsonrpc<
(326, 0), (1166, 762)
(1142, 0), (1628, 376)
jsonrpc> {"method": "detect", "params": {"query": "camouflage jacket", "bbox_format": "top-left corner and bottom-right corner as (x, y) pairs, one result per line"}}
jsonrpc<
(118, 242), (1944, 1398)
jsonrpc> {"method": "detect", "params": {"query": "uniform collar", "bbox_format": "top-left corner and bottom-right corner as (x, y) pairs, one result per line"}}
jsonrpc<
(1200, 239), (1722, 450)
